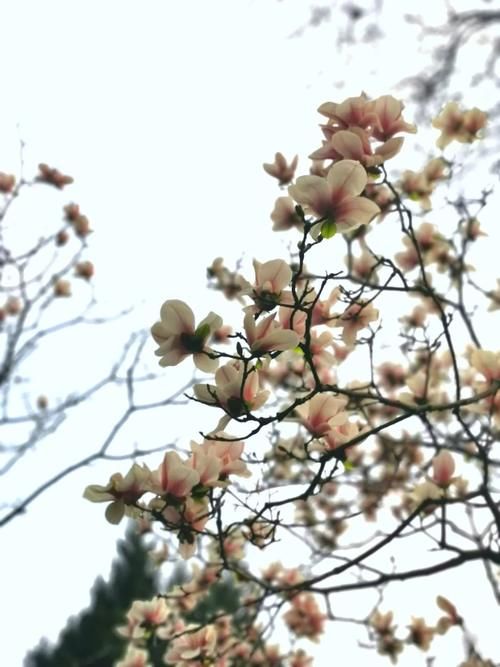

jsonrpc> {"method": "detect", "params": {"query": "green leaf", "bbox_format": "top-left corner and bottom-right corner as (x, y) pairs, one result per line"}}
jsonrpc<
(321, 219), (337, 239)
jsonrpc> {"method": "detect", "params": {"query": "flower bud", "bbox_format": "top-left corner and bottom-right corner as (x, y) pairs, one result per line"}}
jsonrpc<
(432, 450), (455, 486)
(56, 230), (70, 246)
(54, 279), (71, 297)
(75, 261), (94, 280)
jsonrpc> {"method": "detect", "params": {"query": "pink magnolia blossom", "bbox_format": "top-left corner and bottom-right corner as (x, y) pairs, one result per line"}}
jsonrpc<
(432, 102), (487, 149)
(399, 169), (435, 210)
(470, 349), (500, 383)
(194, 360), (270, 418)
(116, 647), (151, 667)
(263, 152), (298, 185)
(151, 299), (222, 372)
(187, 446), (222, 487)
(283, 593), (326, 641)
(159, 496), (210, 559)
(149, 450), (200, 498)
(308, 329), (337, 368)
(371, 95), (417, 141)
(194, 434), (251, 479)
(279, 305), (307, 338)
(248, 258), (293, 311)
(310, 127), (403, 167)
(337, 300), (379, 347)
(295, 393), (348, 437)
(289, 650), (314, 667)
(317, 94), (379, 130)
(432, 450), (455, 487)
(117, 598), (170, 640)
(83, 463), (151, 525)
(164, 625), (217, 666)
(410, 480), (443, 504)
(288, 160), (380, 235)
(310, 287), (341, 326)
(244, 311), (300, 354)
(322, 421), (364, 454)
(270, 196), (302, 231)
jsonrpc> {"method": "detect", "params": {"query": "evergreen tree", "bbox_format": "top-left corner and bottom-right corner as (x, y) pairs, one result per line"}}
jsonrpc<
(26, 526), (156, 667)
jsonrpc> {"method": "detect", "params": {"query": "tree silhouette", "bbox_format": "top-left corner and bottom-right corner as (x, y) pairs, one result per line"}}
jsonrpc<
(26, 526), (157, 667)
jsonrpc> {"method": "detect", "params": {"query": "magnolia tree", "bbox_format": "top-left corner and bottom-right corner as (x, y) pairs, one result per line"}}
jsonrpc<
(0, 159), (189, 529)
(85, 93), (499, 667)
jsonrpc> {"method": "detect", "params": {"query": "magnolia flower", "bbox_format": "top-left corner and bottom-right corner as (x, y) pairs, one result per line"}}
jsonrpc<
(187, 446), (222, 487)
(399, 169), (434, 210)
(310, 127), (403, 167)
(407, 616), (435, 651)
(309, 329), (337, 368)
(279, 305), (307, 338)
(317, 94), (378, 130)
(371, 95), (417, 141)
(151, 299), (222, 372)
(322, 421), (364, 455)
(487, 279), (500, 312)
(83, 463), (151, 524)
(263, 152), (298, 185)
(283, 593), (326, 641)
(295, 393), (348, 437)
(270, 195), (302, 231)
(244, 311), (300, 354)
(432, 102), (487, 149)
(290, 650), (314, 667)
(338, 300), (379, 347)
(162, 496), (210, 559)
(410, 480), (443, 504)
(117, 599), (170, 639)
(249, 258), (293, 311)
(194, 434), (251, 479)
(310, 287), (341, 326)
(288, 160), (380, 236)
(115, 647), (151, 667)
(432, 450), (455, 486)
(149, 450), (200, 498)
(470, 349), (500, 382)
(423, 157), (449, 182)
(349, 245), (380, 282)
(164, 625), (217, 666)
(194, 360), (270, 420)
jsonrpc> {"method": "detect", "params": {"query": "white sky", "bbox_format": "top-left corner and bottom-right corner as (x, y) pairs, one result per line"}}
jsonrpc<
(1, 1), (499, 665)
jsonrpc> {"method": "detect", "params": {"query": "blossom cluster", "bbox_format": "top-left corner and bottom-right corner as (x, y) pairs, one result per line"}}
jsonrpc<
(84, 435), (250, 557)
(82, 92), (499, 666)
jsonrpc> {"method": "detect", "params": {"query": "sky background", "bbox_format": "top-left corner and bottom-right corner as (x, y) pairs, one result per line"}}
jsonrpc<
(1, 1), (499, 665)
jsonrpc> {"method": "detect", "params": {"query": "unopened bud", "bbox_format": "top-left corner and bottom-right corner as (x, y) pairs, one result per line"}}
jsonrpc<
(0, 172), (16, 193)
(56, 230), (70, 246)
(432, 450), (455, 487)
(5, 296), (22, 316)
(73, 215), (91, 237)
(37, 395), (49, 410)
(54, 279), (71, 297)
(75, 261), (94, 280)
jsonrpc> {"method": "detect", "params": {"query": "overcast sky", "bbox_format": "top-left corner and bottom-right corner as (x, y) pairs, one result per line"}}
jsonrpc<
(1, 1), (499, 665)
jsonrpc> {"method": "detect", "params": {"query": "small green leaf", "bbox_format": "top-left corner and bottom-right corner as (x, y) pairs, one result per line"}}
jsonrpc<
(194, 322), (211, 340)
(321, 219), (337, 239)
